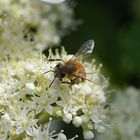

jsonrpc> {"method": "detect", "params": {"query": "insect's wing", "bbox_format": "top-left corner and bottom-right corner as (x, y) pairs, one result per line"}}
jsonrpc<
(72, 39), (95, 60)
(86, 72), (107, 86)
(92, 72), (107, 86)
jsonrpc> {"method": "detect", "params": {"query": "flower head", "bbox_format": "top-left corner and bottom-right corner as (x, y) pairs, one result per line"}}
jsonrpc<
(96, 87), (140, 140)
(0, 10), (41, 60)
(0, 47), (108, 139)
(0, 0), (76, 49)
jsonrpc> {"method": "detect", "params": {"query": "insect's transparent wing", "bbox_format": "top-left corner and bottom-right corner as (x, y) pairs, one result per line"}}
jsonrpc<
(86, 72), (107, 86)
(73, 39), (95, 59)
(93, 73), (107, 85)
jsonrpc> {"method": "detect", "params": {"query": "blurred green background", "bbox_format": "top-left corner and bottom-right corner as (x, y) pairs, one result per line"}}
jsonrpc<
(62, 0), (140, 88)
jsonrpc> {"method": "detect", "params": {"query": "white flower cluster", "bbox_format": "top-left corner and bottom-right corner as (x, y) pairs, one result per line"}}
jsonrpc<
(0, 1), (108, 139)
(0, 48), (108, 139)
(0, 10), (40, 60)
(96, 87), (140, 140)
(0, 0), (76, 49)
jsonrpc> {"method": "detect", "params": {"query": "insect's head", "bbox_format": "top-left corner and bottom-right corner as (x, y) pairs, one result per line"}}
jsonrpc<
(55, 63), (66, 80)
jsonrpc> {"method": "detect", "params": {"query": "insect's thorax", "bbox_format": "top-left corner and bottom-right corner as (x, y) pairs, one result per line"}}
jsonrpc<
(65, 60), (86, 76)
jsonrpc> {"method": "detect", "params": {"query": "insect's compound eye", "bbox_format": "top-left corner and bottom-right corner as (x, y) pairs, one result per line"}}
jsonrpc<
(55, 63), (66, 77)
(55, 63), (63, 70)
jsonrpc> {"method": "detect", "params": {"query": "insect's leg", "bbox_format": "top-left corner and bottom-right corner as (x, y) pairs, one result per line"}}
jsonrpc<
(61, 81), (73, 88)
(72, 74), (93, 82)
(61, 81), (72, 85)
(70, 78), (80, 85)
(73, 74), (106, 86)
(44, 70), (55, 74)
(81, 77), (93, 82)
(49, 77), (56, 88)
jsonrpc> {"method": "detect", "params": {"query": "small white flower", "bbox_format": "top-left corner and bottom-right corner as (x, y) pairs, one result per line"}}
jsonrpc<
(12, 106), (38, 136)
(72, 116), (83, 127)
(32, 92), (58, 114)
(26, 83), (35, 90)
(84, 130), (94, 140)
(1, 113), (11, 122)
(95, 124), (106, 133)
(57, 133), (67, 140)
(0, 113), (12, 140)
(63, 113), (72, 123)
(95, 89), (106, 103)
(31, 119), (69, 140)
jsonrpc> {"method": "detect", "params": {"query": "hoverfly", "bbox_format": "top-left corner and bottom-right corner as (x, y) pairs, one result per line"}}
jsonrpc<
(44, 39), (106, 87)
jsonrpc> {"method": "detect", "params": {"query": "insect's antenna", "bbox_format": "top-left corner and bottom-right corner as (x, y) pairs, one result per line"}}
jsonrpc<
(49, 77), (56, 88)
(44, 70), (55, 74)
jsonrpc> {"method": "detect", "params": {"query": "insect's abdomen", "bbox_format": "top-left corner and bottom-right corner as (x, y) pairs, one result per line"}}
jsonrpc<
(75, 62), (86, 77)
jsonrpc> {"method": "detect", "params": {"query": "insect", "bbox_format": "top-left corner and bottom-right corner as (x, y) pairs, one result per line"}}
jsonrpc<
(44, 39), (106, 87)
